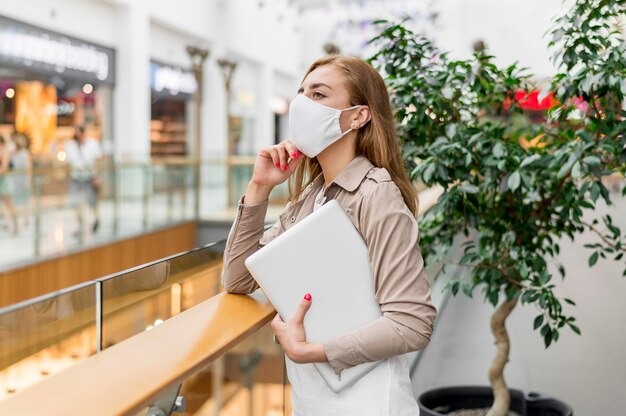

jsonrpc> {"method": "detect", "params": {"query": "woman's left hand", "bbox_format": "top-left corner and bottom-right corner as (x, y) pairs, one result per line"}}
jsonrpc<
(271, 293), (327, 364)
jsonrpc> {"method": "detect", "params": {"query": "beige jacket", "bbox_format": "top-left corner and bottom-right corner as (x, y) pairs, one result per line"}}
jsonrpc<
(221, 155), (437, 375)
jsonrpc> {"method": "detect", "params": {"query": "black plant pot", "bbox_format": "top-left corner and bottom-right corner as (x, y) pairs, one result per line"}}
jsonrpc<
(418, 386), (573, 416)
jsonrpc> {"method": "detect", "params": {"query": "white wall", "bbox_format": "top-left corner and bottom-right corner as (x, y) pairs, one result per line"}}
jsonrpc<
(301, 0), (571, 79)
(1, 0), (117, 47)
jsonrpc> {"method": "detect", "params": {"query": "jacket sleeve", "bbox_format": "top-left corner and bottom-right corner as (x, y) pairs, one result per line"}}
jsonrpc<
(221, 196), (282, 294)
(322, 182), (437, 375)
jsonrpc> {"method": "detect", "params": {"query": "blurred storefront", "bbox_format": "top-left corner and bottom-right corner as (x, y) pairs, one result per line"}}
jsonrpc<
(0, 15), (115, 165)
(149, 61), (196, 158)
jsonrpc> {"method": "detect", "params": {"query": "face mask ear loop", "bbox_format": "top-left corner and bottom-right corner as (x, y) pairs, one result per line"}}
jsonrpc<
(338, 104), (364, 137)
(339, 127), (353, 138)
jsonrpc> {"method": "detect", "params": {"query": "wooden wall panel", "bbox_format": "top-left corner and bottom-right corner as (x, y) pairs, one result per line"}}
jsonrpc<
(0, 222), (196, 308)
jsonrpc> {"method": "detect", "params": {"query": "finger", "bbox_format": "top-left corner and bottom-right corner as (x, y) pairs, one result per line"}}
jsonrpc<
(276, 144), (288, 172)
(271, 314), (281, 330)
(283, 140), (301, 160)
(284, 139), (302, 158)
(267, 146), (281, 169)
(291, 293), (312, 324)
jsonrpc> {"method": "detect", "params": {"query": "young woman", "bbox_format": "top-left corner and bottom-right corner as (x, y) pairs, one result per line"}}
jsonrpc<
(222, 55), (436, 415)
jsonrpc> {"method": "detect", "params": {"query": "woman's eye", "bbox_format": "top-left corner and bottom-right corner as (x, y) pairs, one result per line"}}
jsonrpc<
(313, 91), (326, 99)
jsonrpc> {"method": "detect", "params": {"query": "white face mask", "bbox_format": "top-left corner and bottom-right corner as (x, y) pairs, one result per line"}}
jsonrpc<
(288, 94), (362, 158)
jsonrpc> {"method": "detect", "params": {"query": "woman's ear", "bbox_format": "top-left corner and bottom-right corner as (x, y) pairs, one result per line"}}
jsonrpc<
(350, 106), (371, 130)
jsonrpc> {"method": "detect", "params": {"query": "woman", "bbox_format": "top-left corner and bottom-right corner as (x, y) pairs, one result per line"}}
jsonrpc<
(222, 55), (436, 415)
(0, 136), (18, 235)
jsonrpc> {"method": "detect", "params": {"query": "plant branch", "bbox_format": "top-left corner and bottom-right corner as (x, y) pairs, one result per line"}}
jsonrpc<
(486, 298), (518, 416)
(582, 220), (626, 252)
(446, 262), (529, 289)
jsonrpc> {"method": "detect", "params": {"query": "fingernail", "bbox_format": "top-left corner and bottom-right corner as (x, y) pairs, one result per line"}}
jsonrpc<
(275, 162), (280, 167)
(282, 164), (287, 171)
(291, 153), (298, 158)
(296, 150), (301, 156)
(304, 293), (312, 301)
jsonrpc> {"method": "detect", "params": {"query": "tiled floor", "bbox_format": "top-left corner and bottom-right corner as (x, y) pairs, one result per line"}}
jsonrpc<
(412, 193), (626, 415)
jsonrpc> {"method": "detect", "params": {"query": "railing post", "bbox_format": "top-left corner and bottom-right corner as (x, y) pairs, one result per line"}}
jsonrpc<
(212, 357), (224, 416)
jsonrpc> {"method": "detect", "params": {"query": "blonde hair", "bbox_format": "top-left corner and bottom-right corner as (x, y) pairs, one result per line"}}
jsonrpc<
(288, 55), (418, 215)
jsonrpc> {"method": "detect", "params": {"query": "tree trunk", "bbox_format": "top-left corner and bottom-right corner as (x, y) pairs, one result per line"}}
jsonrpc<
(485, 298), (518, 416)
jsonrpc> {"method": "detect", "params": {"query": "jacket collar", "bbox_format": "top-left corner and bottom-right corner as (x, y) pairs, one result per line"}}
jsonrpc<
(289, 155), (374, 208)
(327, 155), (374, 192)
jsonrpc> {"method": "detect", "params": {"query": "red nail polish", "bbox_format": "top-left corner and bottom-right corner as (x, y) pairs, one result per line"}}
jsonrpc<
(291, 153), (297, 158)
(304, 293), (312, 301)
(275, 162), (280, 167)
(282, 164), (287, 171)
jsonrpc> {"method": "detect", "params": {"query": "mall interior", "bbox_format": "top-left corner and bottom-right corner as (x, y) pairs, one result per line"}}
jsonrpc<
(0, 0), (625, 415)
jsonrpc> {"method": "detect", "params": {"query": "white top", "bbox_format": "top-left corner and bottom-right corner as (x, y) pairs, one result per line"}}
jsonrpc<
(65, 138), (102, 180)
(285, 196), (421, 415)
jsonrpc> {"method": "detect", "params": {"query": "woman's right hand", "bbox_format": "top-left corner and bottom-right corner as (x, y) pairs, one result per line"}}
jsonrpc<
(246, 140), (304, 204)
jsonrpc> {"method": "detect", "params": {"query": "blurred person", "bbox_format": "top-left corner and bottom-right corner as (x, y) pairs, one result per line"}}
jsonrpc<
(222, 55), (436, 415)
(65, 126), (103, 235)
(0, 136), (18, 236)
(10, 133), (32, 227)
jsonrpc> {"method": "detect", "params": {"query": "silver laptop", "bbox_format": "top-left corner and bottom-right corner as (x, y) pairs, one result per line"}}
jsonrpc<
(244, 199), (383, 393)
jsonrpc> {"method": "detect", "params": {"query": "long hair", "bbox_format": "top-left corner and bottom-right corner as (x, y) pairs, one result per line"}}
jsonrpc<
(289, 55), (418, 215)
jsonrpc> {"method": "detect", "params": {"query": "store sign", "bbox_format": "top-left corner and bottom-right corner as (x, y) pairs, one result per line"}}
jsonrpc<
(150, 61), (197, 97)
(0, 15), (115, 85)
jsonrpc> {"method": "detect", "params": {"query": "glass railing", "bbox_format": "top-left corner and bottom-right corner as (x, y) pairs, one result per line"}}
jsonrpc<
(0, 239), (221, 397)
(0, 158), (289, 270)
(0, 236), (292, 414)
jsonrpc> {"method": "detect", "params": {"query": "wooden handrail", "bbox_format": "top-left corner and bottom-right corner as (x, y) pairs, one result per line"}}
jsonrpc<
(0, 292), (275, 416)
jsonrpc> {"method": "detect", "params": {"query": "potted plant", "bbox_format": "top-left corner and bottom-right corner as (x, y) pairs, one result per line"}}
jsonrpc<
(368, 0), (626, 415)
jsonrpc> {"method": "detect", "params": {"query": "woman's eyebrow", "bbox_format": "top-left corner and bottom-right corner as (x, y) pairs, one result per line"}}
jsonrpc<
(298, 82), (332, 93)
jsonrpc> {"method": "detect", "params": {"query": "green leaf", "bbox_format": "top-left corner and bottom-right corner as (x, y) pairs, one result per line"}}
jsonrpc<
(564, 298), (576, 306)
(520, 154), (541, 168)
(538, 271), (551, 285)
(508, 171), (521, 191)
(423, 163), (436, 183)
(590, 183), (600, 202)
(462, 283), (474, 298)
(445, 124), (457, 138)
(582, 156), (601, 166)
(557, 155), (577, 179)
(588, 252), (599, 267)
(493, 142), (506, 158)
(458, 184), (480, 194)
(570, 324), (581, 335)
(533, 315), (544, 330)
(571, 161), (582, 179)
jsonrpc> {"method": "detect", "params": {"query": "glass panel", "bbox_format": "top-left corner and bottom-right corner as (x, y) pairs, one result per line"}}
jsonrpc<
(0, 284), (97, 401)
(132, 322), (290, 416)
(229, 163), (254, 207)
(100, 241), (227, 348)
(116, 163), (149, 237)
